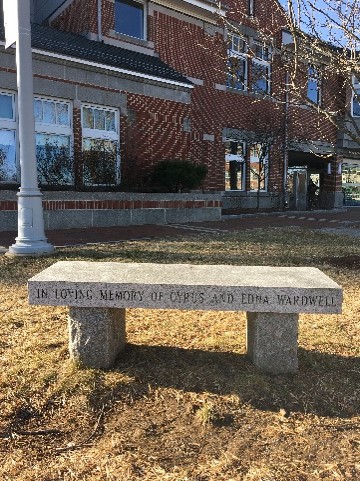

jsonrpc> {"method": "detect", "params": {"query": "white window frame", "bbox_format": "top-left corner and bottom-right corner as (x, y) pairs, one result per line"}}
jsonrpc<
(34, 96), (72, 137)
(81, 104), (119, 142)
(34, 96), (73, 185)
(227, 33), (248, 91)
(225, 138), (246, 191)
(81, 103), (121, 184)
(0, 90), (18, 182)
(0, 91), (16, 122)
(251, 42), (271, 95)
(114, 0), (147, 41)
(352, 76), (360, 117)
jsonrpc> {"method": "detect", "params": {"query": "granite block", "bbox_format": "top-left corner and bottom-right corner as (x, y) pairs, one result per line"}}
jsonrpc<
(29, 262), (343, 314)
(68, 307), (126, 369)
(246, 312), (299, 374)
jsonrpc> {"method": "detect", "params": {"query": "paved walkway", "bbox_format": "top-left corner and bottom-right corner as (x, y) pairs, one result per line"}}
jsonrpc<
(0, 208), (359, 250)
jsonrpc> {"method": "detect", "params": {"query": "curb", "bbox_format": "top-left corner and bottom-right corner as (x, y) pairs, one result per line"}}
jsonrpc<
(221, 208), (346, 220)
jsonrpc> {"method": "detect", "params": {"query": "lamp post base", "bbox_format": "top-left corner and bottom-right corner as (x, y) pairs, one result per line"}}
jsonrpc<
(7, 238), (54, 256)
(6, 188), (54, 257)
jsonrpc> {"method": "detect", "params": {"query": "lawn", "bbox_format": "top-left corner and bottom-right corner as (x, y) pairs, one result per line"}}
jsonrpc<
(0, 228), (359, 480)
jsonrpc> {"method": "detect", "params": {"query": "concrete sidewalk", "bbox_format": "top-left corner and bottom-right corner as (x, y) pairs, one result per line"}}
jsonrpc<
(1, 208), (359, 251)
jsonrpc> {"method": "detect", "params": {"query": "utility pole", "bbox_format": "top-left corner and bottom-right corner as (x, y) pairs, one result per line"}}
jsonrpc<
(3, 0), (54, 255)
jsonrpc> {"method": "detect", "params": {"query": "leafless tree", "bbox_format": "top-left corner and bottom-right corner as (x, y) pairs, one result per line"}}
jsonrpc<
(219, 0), (360, 152)
(241, 129), (282, 209)
(282, 0), (360, 148)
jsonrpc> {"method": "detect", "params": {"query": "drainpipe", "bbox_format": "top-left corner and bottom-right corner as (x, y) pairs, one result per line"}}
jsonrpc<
(97, 0), (102, 41)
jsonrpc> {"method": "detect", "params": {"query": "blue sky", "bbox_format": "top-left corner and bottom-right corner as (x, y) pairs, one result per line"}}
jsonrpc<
(279, 0), (359, 47)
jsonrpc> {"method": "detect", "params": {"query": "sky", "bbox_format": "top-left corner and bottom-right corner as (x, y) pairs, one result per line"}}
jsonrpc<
(279, 0), (360, 48)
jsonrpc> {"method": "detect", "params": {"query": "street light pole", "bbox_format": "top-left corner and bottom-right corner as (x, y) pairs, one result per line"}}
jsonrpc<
(7, 0), (54, 256)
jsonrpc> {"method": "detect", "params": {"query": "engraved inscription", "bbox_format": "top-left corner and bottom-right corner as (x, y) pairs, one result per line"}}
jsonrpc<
(55, 288), (93, 301)
(169, 291), (205, 304)
(36, 288), (49, 299)
(151, 291), (164, 301)
(210, 292), (233, 305)
(277, 295), (336, 307)
(241, 294), (269, 305)
(99, 289), (144, 301)
(31, 286), (338, 311)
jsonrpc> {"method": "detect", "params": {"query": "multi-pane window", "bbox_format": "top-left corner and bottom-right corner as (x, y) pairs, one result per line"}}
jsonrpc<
(352, 76), (360, 116)
(227, 33), (248, 91)
(0, 92), (17, 182)
(225, 139), (246, 190)
(251, 42), (271, 94)
(249, 143), (268, 191)
(115, 0), (145, 39)
(34, 97), (73, 184)
(82, 105), (120, 185)
(307, 65), (321, 104)
(82, 106), (117, 133)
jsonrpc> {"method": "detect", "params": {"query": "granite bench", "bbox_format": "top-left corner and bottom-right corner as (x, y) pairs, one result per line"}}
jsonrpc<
(28, 261), (342, 374)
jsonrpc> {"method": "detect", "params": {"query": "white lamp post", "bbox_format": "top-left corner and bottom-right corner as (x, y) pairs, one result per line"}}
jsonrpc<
(4, 0), (54, 255)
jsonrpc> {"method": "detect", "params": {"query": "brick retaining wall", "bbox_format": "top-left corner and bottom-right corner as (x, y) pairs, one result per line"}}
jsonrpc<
(0, 192), (221, 231)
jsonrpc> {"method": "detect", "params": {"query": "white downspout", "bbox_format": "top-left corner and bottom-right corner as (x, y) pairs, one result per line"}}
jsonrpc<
(97, 0), (102, 42)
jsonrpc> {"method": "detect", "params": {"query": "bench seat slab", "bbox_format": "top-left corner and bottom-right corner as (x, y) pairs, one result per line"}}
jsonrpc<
(28, 262), (343, 314)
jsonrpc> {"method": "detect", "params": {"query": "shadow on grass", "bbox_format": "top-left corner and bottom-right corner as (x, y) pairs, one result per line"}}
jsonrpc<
(101, 343), (360, 419)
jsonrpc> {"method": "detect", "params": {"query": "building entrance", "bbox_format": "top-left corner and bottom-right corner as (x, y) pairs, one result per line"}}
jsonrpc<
(286, 167), (308, 210)
(342, 160), (360, 206)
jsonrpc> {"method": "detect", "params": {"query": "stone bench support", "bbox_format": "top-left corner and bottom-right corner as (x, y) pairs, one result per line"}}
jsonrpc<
(246, 312), (299, 373)
(69, 307), (126, 369)
(28, 262), (342, 374)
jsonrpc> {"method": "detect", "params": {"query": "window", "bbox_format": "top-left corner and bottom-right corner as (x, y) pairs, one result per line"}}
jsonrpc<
(249, 143), (268, 191)
(82, 106), (117, 133)
(34, 97), (73, 184)
(0, 92), (17, 182)
(115, 0), (145, 39)
(251, 42), (271, 94)
(352, 77), (360, 117)
(0, 93), (14, 121)
(342, 160), (360, 205)
(307, 65), (321, 104)
(227, 33), (248, 91)
(82, 105), (120, 185)
(225, 139), (246, 190)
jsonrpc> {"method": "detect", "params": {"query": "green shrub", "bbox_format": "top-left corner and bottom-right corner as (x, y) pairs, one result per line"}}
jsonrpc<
(151, 159), (208, 192)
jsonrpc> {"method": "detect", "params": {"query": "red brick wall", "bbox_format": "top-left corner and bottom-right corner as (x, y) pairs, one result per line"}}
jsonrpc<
(47, 0), (341, 195)
(286, 64), (339, 144)
(0, 199), (220, 211)
(51, 0), (97, 34)
(148, 2), (291, 191)
(121, 94), (191, 190)
(224, 0), (287, 34)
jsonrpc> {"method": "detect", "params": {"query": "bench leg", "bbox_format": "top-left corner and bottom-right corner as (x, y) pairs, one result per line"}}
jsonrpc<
(68, 307), (126, 369)
(246, 312), (299, 374)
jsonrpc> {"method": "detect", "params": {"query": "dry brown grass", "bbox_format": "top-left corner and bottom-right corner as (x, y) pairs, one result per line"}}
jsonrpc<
(0, 228), (359, 480)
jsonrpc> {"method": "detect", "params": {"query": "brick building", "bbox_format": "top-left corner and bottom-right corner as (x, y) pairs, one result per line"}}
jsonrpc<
(0, 0), (357, 220)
